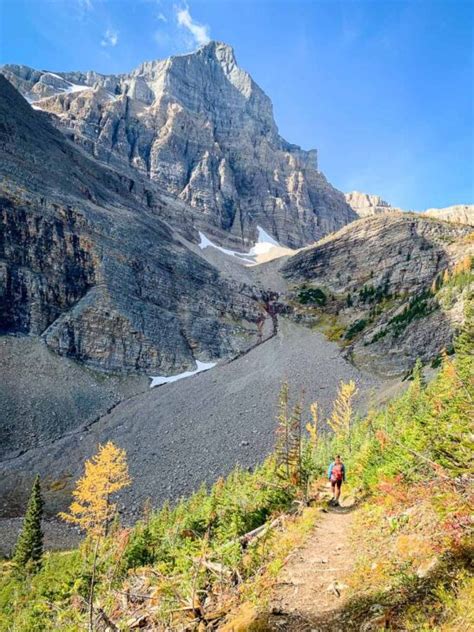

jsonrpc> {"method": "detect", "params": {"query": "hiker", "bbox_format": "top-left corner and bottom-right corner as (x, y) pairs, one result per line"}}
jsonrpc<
(328, 455), (345, 506)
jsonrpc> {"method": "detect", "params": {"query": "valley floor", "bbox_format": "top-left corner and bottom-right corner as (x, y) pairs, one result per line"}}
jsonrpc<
(1, 319), (386, 553)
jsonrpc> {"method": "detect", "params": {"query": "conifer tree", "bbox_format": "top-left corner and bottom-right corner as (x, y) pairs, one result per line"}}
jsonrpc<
(454, 293), (474, 384)
(305, 402), (319, 450)
(60, 442), (131, 632)
(275, 382), (291, 478)
(13, 475), (43, 573)
(411, 357), (426, 387)
(275, 383), (304, 487)
(59, 441), (131, 537)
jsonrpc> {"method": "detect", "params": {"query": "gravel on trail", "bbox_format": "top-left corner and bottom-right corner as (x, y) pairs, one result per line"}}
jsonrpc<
(0, 318), (383, 548)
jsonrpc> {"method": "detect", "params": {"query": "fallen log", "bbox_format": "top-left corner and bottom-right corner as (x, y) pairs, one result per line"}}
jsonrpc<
(239, 516), (283, 545)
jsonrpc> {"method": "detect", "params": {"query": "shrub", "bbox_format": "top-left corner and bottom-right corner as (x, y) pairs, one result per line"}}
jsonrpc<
(344, 319), (368, 340)
(297, 286), (327, 306)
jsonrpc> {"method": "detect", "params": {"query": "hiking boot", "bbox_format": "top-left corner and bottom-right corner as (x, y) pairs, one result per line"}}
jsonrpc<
(329, 498), (336, 506)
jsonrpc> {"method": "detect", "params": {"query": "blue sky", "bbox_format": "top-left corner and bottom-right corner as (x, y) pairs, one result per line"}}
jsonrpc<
(1, 0), (472, 210)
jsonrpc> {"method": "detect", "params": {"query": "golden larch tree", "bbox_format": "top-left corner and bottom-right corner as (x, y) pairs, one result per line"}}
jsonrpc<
(327, 380), (358, 439)
(60, 441), (131, 537)
(60, 442), (131, 631)
(306, 401), (319, 450)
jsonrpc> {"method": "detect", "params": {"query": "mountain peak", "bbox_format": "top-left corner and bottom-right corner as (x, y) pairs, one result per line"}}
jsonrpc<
(1, 48), (355, 247)
(198, 40), (235, 58)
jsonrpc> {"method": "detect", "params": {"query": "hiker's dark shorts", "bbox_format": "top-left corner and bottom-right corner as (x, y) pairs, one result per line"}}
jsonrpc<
(331, 479), (342, 490)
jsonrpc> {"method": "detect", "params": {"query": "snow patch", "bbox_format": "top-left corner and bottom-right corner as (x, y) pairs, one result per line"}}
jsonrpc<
(257, 226), (279, 246)
(198, 225), (281, 264)
(198, 232), (254, 264)
(65, 83), (92, 94)
(44, 72), (64, 80)
(149, 360), (216, 388)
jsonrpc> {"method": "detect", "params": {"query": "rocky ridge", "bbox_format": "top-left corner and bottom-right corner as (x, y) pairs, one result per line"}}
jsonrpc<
(345, 191), (473, 226)
(282, 214), (473, 375)
(1, 42), (356, 248)
(423, 204), (474, 225)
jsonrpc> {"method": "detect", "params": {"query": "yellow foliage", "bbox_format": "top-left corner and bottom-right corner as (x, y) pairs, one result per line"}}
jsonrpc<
(59, 441), (131, 537)
(305, 402), (318, 448)
(453, 255), (472, 276)
(327, 380), (358, 438)
(441, 255), (472, 285)
(395, 533), (432, 561)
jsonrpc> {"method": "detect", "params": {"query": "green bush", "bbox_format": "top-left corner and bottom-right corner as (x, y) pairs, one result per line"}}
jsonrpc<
(122, 460), (294, 574)
(297, 286), (327, 306)
(0, 550), (85, 631)
(344, 319), (368, 340)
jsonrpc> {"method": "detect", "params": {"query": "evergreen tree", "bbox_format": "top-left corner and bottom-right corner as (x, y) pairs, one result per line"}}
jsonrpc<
(13, 475), (44, 572)
(327, 380), (358, 443)
(411, 357), (426, 387)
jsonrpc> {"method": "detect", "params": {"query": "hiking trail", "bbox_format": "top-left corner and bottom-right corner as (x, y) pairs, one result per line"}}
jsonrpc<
(262, 485), (358, 631)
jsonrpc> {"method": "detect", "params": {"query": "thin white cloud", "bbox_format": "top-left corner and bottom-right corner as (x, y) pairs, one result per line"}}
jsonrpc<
(101, 28), (119, 47)
(176, 5), (210, 47)
(157, 12), (167, 22)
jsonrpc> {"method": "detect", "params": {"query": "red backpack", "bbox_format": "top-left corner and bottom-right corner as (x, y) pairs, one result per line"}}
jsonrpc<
(331, 463), (344, 482)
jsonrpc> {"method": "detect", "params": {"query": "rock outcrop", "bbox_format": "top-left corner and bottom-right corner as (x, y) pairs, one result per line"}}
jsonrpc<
(1, 42), (356, 247)
(344, 191), (401, 217)
(423, 204), (474, 226)
(345, 191), (473, 226)
(283, 214), (470, 293)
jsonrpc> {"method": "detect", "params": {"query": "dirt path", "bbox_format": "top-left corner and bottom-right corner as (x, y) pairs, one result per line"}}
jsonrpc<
(263, 489), (358, 631)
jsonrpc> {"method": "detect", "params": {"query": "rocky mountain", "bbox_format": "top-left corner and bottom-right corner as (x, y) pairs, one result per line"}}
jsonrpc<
(344, 191), (399, 217)
(345, 191), (473, 225)
(0, 74), (269, 378)
(1, 48), (472, 538)
(282, 213), (473, 375)
(1, 42), (356, 248)
(423, 204), (474, 225)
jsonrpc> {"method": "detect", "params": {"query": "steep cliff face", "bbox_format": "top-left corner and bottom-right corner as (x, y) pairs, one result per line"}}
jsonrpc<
(0, 203), (97, 335)
(0, 75), (268, 374)
(1, 42), (356, 247)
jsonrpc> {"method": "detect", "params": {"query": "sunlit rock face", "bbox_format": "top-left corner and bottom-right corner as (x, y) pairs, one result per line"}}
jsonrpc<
(1, 42), (356, 247)
(344, 191), (400, 217)
(423, 205), (474, 226)
(345, 191), (473, 227)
